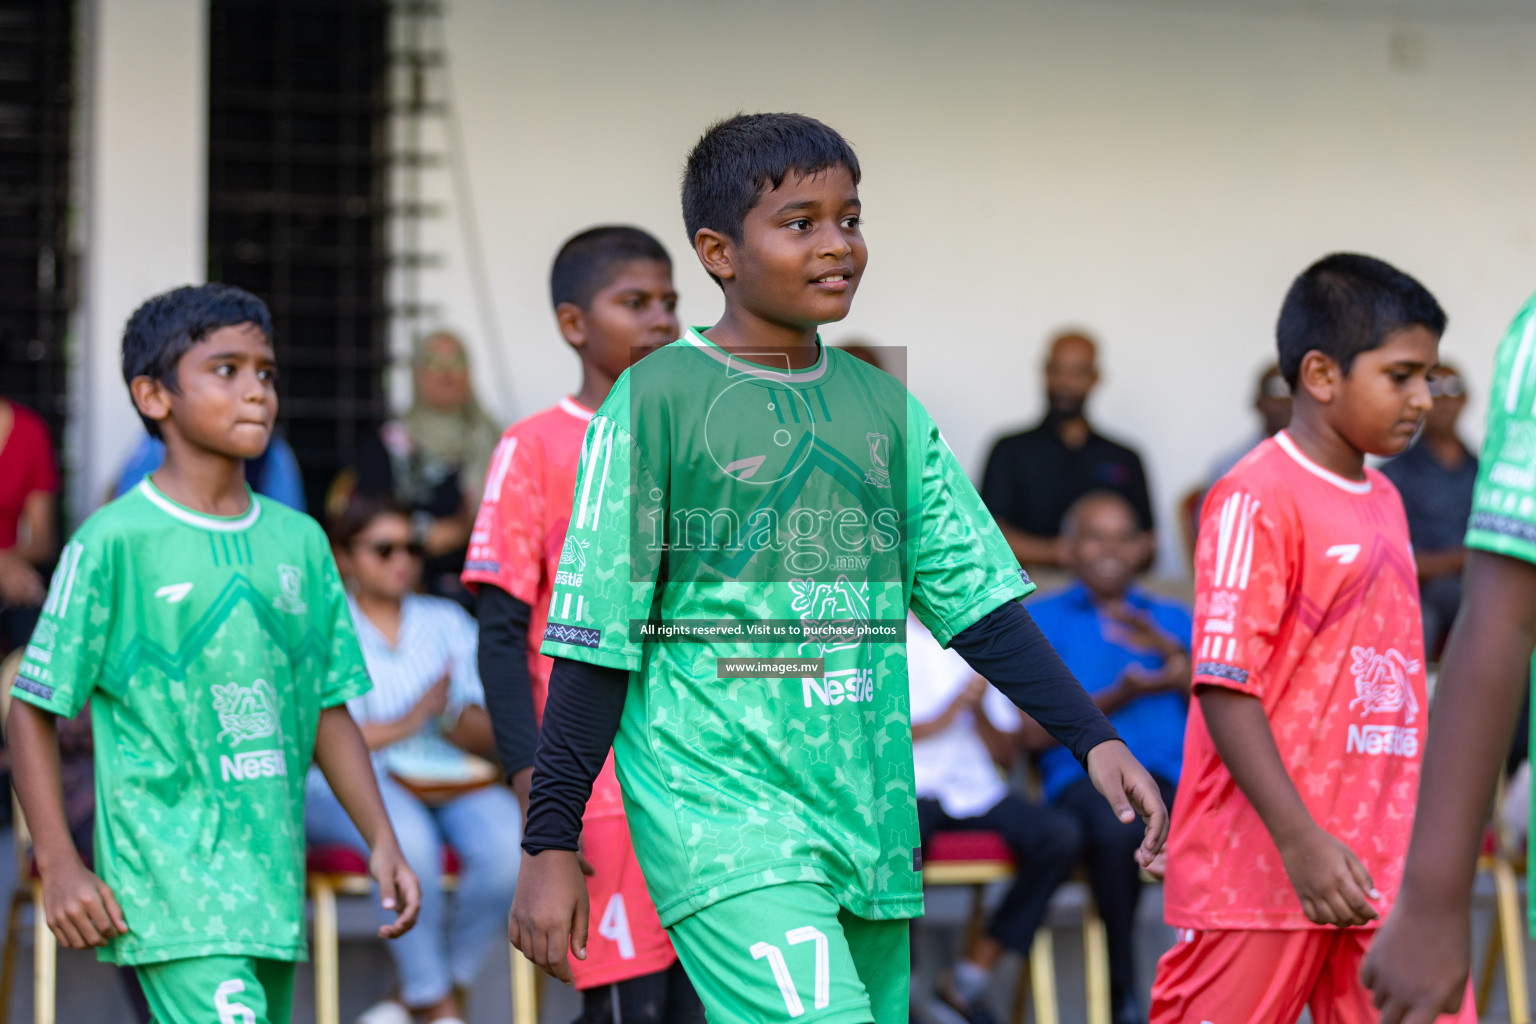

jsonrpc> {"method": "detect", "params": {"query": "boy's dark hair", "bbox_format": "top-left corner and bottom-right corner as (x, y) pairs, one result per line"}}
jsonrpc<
(121, 283), (274, 437)
(550, 226), (671, 310)
(682, 113), (861, 253)
(328, 494), (413, 551)
(1276, 253), (1447, 387)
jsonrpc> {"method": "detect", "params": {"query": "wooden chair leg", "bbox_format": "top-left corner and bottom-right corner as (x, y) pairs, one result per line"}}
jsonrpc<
(510, 944), (538, 1024)
(1478, 908), (1501, 1015)
(1011, 951), (1031, 1024)
(1494, 858), (1531, 1024)
(31, 882), (53, 1024)
(1082, 912), (1111, 1024)
(311, 881), (340, 1024)
(1029, 929), (1058, 1024)
(0, 892), (22, 1024)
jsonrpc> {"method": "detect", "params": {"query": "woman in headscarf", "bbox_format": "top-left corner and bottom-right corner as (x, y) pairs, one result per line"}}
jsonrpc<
(355, 331), (502, 605)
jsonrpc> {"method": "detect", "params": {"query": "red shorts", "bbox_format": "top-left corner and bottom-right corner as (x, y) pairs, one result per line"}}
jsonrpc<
(571, 813), (678, 990)
(1150, 928), (1477, 1024)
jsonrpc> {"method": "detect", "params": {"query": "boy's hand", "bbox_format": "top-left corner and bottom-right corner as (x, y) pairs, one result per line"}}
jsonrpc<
(1360, 903), (1469, 1024)
(1277, 825), (1380, 926)
(508, 849), (588, 983)
(369, 842), (421, 939)
(1085, 739), (1168, 866)
(41, 857), (128, 949)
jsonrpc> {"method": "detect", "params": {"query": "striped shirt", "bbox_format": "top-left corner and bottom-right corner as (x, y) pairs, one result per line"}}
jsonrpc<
(346, 593), (486, 780)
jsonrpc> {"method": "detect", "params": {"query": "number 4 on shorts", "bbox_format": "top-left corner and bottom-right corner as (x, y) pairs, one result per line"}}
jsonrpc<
(751, 926), (830, 1018)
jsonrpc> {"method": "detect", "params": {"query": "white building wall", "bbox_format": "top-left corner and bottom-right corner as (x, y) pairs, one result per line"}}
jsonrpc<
(79, 0), (1536, 573)
(416, 0), (1536, 572)
(79, 0), (206, 514)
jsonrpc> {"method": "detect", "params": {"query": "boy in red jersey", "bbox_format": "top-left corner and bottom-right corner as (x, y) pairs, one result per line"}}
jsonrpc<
(1150, 253), (1476, 1023)
(463, 226), (704, 1021)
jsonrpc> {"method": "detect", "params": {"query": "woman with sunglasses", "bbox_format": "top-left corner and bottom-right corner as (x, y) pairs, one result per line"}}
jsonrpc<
(307, 496), (521, 1024)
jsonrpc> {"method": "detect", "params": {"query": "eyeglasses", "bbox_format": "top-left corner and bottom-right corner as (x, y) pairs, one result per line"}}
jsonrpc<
(1428, 374), (1464, 398)
(418, 354), (468, 373)
(361, 540), (424, 560)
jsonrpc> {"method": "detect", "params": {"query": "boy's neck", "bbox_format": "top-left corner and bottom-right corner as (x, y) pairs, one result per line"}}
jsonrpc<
(1282, 405), (1367, 481)
(704, 306), (821, 370)
(572, 366), (615, 413)
(150, 435), (253, 516)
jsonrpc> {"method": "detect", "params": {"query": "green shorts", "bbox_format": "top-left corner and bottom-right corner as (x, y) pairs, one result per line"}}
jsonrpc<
(666, 882), (910, 1024)
(137, 955), (295, 1024)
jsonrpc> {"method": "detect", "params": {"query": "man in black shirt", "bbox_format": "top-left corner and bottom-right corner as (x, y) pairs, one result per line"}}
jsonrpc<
(980, 331), (1155, 568)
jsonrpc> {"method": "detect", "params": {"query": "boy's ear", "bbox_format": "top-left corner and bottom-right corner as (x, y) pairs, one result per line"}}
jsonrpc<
(129, 375), (173, 428)
(555, 302), (587, 348)
(1297, 350), (1339, 404)
(694, 228), (736, 283)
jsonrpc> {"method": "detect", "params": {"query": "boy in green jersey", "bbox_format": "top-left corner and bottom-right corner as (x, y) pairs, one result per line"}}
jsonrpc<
(7, 284), (420, 1024)
(509, 113), (1168, 1024)
(1363, 290), (1536, 1021)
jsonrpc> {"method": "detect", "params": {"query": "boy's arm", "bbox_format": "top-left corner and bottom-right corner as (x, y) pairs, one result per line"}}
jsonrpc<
(509, 655), (627, 983)
(1199, 687), (1379, 926)
(475, 584), (537, 811)
(1361, 550), (1536, 1022)
(7, 701), (128, 948)
(313, 706), (421, 938)
(949, 600), (1167, 863)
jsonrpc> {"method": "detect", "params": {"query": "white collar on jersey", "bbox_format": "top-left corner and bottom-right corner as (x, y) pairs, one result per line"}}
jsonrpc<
(1273, 430), (1372, 495)
(558, 396), (595, 422)
(683, 326), (829, 383)
(137, 478), (262, 531)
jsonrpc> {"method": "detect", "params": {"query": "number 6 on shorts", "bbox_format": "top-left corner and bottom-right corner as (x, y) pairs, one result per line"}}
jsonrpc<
(751, 926), (830, 1018)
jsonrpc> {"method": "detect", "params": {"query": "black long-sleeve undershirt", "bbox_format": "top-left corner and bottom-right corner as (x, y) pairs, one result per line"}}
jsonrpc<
(475, 584), (539, 783)
(947, 599), (1121, 764)
(520, 599), (1121, 854)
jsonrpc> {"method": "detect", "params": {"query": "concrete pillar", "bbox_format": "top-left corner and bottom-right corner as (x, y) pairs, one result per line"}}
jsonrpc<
(78, 0), (206, 515)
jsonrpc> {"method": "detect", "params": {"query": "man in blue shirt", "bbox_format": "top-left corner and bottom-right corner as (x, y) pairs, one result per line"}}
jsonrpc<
(1026, 491), (1190, 1024)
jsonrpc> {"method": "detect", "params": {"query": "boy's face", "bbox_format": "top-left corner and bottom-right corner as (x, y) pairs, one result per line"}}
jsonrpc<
(706, 163), (866, 331)
(1317, 325), (1439, 457)
(559, 259), (679, 380)
(134, 322), (277, 460)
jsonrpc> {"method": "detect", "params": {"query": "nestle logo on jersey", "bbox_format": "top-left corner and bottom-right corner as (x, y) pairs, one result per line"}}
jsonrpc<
(220, 748), (288, 781)
(554, 570), (583, 586)
(1346, 724), (1418, 758)
(803, 670), (873, 707)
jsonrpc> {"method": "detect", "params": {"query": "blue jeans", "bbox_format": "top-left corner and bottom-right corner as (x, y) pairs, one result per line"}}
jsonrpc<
(305, 772), (522, 1008)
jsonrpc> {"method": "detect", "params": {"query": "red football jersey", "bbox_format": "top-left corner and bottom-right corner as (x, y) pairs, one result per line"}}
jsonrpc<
(1164, 431), (1427, 931)
(464, 396), (677, 987)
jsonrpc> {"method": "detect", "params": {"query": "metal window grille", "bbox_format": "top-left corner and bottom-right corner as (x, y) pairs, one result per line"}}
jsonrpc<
(207, 0), (390, 514)
(0, 0), (73, 467)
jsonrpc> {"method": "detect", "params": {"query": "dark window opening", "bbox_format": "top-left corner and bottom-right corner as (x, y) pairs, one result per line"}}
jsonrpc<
(207, 0), (390, 515)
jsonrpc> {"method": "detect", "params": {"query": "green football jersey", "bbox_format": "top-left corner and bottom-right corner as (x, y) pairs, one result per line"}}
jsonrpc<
(1465, 292), (1536, 933)
(12, 480), (371, 965)
(540, 329), (1031, 926)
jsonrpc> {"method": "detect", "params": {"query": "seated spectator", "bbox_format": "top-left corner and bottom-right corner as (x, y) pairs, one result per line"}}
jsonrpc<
(0, 396), (58, 653)
(1381, 362), (1476, 658)
(357, 331), (501, 604)
(909, 614), (1082, 1024)
(307, 497), (519, 1024)
(111, 430), (307, 511)
(1024, 492), (1190, 1024)
(1207, 363), (1292, 485)
(980, 331), (1154, 569)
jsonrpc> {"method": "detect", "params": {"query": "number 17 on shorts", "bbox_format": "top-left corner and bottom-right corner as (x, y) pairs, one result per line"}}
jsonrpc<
(665, 882), (911, 1024)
